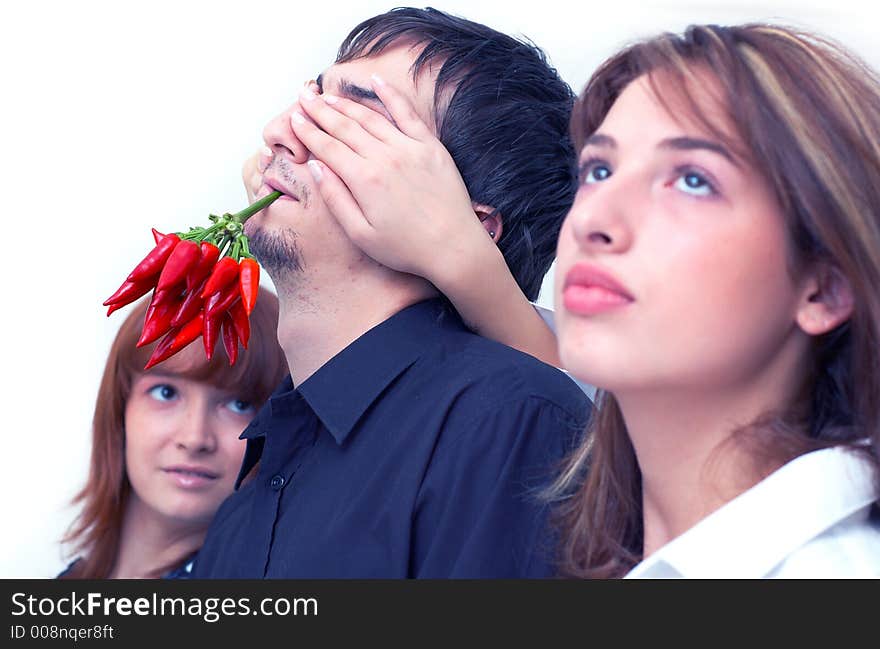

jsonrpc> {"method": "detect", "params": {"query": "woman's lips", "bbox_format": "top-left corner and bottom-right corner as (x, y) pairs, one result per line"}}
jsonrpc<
(563, 285), (633, 315)
(562, 263), (634, 316)
(162, 466), (219, 489)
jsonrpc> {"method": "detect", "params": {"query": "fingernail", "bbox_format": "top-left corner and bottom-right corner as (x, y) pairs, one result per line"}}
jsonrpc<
(371, 73), (385, 87)
(258, 145), (273, 171)
(299, 87), (316, 101)
(307, 160), (323, 182)
(291, 111), (306, 125)
(323, 94), (339, 105)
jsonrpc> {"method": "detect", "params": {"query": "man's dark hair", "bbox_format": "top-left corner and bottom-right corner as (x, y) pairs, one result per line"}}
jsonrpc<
(337, 6), (576, 301)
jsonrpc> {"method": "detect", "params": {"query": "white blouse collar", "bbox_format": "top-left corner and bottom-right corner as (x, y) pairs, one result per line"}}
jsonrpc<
(626, 446), (877, 578)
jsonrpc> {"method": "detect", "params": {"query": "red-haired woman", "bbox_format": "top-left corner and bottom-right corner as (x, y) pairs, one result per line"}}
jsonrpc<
(60, 292), (288, 578)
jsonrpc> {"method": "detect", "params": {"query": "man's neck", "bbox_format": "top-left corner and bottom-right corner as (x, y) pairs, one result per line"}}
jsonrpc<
(275, 265), (436, 386)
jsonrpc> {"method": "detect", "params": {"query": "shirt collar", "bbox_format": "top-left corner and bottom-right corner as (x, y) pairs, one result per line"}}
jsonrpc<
(627, 446), (878, 578)
(243, 298), (456, 446)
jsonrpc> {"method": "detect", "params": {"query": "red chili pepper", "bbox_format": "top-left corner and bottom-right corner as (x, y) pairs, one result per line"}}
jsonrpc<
(186, 242), (221, 292)
(205, 283), (241, 319)
(156, 240), (201, 291)
(201, 257), (239, 299)
(137, 299), (178, 347)
(147, 274), (183, 318)
(203, 311), (222, 361)
(103, 277), (155, 308)
(171, 278), (207, 328)
(148, 284), (184, 309)
(222, 314), (240, 366)
(239, 258), (260, 316)
(140, 289), (183, 346)
(152, 228), (167, 245)
(228, 300), (250, 349)
(144, 312), (204, 370)
(143, 287), (169, 331)
(144, 334), (177, 371)
(127, 233), (180, 283)
(106, 302), (127, 317)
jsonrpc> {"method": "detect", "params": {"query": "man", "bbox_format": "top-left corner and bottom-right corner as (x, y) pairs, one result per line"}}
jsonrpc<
(194, 7), (590, 578)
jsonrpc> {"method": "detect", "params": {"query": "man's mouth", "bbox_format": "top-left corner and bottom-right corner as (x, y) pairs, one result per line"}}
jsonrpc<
(263, 176), (300, 202)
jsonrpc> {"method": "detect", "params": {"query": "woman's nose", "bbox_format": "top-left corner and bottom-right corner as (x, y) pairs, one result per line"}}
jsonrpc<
(173, 406), (218, 454)
(565, 178), (635, 254)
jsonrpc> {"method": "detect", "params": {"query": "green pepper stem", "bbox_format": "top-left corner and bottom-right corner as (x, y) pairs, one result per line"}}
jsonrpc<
(169, 191), (280, 258)
(231, 190), (282, 224)
(218, 235), (232, 258)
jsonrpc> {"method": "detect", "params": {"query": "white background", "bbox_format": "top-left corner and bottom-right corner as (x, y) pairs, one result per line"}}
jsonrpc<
(1, 0), (877, 577)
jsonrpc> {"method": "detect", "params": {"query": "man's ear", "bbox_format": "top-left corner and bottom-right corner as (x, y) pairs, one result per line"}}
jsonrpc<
(474, 204), (502, 243)
(795, 263), (854, 336)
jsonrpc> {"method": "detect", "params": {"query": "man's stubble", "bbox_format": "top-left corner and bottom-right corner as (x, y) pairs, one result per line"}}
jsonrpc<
(247, 224), (305, 280)
(245, 156), (313, 285)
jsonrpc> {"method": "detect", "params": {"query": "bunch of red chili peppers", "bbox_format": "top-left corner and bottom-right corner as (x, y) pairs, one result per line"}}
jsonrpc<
(103, 191), (281, 369)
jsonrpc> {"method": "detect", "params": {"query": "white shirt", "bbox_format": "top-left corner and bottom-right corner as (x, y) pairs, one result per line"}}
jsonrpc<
(626, 446), (880, 578)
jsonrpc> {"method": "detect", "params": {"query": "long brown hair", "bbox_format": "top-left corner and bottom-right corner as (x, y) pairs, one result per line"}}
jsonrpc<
(61, 292), (288, 578)
(553, 24), (880, 578)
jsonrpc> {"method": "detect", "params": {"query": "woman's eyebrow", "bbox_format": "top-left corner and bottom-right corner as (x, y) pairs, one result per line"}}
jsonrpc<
(584, 133), (738, 167)
(583, 133), (616, 148)
(658, 136), (737, 165)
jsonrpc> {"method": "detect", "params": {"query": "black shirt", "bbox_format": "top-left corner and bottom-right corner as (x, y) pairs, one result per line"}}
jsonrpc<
(194, 299), (590, 578)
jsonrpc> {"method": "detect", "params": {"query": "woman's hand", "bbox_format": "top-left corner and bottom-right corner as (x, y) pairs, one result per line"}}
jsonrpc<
(290, 74), (500, 286)
(241, 146), (274, 204)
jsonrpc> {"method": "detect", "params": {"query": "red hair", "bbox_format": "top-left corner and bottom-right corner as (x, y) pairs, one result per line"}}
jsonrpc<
(61, 292), (288, 578)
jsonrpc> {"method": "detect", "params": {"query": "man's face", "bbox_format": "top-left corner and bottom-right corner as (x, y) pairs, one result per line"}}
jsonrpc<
(247, 43), (438, 283)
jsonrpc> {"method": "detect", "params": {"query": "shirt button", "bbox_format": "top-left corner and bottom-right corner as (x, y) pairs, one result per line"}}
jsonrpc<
(270, 474), (285, 491)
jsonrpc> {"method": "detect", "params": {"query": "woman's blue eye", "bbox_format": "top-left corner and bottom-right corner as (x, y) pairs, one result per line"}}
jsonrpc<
(579, 160), (612, 185)
(148, 384), (178, 402)
(226, 399), (255, 415)
(673, 171), (715, 197)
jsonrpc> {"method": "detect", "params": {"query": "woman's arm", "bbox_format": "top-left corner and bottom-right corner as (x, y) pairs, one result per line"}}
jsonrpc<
(431, 240), (561, 366)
